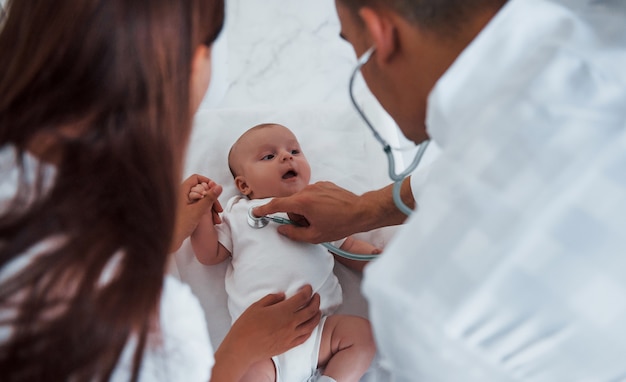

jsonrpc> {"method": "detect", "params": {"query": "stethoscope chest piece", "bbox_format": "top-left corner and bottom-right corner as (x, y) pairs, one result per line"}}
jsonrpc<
(246, 207), (377, 261)
(247, 207), (270, 228)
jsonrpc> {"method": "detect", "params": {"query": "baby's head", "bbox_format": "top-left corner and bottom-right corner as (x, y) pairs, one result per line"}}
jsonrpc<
(228, 123), (311, 199)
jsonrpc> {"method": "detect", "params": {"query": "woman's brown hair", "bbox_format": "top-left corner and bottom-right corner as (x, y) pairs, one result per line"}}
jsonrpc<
(0, 0), (224, 380)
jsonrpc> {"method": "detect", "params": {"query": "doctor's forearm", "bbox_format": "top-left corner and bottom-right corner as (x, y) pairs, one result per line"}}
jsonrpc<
(358, 176), (414, 230)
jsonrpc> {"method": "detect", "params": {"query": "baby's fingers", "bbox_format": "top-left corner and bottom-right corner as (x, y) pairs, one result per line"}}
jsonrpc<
(188, 190), (205, 201)
(188, 184), (208, 200)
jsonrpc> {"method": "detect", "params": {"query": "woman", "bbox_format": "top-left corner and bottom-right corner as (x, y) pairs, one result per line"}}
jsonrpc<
(0, 0), (320, 380)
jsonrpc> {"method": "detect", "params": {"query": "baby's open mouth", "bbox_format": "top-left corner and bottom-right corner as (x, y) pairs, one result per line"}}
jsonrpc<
(282, 170), (297, 179)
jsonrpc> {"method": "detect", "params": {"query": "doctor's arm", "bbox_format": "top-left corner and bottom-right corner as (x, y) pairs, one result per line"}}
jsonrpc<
(253, 177), (415, 244)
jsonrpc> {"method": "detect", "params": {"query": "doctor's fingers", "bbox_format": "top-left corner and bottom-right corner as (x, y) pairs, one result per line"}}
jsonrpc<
(256, 182), (359, 238)
(252, 192), (306, 218)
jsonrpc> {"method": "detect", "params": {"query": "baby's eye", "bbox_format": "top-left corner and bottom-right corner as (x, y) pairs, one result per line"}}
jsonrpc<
(261, 154), (275, 160)
(291, 149), (300, 155)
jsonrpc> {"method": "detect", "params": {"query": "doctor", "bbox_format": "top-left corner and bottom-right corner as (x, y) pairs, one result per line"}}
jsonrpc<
(255, 0), (626, 380)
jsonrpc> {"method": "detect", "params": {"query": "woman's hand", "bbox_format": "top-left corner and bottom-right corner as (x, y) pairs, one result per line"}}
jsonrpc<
(211, 285), (321, 380)
(170, 174), (223, 253)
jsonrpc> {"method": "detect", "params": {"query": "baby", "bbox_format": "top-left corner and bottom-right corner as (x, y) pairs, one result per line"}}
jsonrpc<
(189, 123), (378, 382)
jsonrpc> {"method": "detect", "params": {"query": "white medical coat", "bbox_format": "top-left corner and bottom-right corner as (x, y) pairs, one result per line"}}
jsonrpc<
(363, 0), (626, 380)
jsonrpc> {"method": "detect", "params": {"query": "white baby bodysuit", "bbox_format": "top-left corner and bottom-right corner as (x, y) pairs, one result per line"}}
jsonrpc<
(216, 195), (343, 322)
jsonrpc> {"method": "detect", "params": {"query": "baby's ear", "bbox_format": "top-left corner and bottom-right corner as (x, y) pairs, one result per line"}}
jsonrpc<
(235, 176), (252, 195)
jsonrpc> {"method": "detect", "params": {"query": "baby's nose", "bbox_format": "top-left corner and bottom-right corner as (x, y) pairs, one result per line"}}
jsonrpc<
(280, 150), (293, 161)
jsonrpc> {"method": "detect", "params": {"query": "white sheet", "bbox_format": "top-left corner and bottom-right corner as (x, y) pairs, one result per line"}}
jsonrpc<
(173, 104), (398, 380)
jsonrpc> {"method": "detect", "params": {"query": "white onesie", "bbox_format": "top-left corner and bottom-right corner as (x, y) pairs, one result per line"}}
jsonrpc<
(216, 195), (343, 381)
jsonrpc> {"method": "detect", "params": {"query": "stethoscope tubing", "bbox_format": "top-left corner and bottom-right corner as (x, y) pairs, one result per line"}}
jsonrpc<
(349, 46), (429, 216)
(247, 209), (377, 261)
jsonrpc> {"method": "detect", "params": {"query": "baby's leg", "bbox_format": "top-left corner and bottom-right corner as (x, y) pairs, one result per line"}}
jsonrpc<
(240, 359), (276, 382)
(317, 315), (376, 382)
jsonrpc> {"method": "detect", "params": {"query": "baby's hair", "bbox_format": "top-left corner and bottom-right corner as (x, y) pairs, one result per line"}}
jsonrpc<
(227, 123), (282, 178)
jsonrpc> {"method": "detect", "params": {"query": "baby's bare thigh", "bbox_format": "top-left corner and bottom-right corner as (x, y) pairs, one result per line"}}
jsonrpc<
(240, 358), (276, 382)
(317, 314), (373, 367)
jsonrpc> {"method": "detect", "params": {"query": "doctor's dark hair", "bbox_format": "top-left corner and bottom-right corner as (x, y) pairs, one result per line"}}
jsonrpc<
(338, 0), (507, 35)
(0, 0), (223, 380)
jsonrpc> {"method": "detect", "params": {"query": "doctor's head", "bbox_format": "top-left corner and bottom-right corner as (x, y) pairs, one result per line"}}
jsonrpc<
(228, 124), (312, 200)
(335, 0), (506, 143)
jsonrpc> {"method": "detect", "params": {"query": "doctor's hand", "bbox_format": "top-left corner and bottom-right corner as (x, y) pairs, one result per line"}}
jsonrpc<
(253, 181), (368, 244)
(212, 285), (321, 381)
(170, 174), (223, 253)
(254, 178), (415, 244)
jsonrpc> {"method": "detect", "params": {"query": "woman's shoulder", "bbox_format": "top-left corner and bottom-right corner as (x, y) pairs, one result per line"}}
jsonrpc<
(155, 276), (214, 379)
(112, 275), (214, 382)
(160, 275), (209, 326)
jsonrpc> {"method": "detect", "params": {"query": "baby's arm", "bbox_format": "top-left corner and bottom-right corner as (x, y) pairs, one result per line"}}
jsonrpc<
(189, 182), (231, 265)
(335, 236), (381, 272)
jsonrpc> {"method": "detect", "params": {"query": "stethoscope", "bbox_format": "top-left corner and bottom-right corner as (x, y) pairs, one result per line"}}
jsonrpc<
(349, 46), (430, 215)
(246, 207), (378, 261)
(248, 46), (430, 262)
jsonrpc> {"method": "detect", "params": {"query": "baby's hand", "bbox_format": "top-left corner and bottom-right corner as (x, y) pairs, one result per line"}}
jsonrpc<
(189, 182), (210, 201)
(172, 175), (224, 252)
(188, 179), (223, 225)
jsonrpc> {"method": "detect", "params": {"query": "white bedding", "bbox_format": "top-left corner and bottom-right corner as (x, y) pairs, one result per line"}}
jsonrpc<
(173, 104), (399, 380)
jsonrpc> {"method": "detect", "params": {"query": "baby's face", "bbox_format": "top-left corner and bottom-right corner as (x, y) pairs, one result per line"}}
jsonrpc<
(232, 124), (311, 199)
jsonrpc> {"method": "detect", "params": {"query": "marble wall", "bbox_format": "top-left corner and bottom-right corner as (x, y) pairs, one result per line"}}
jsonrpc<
(200, 0), (419, 169)
(202, 0), (365, 110)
